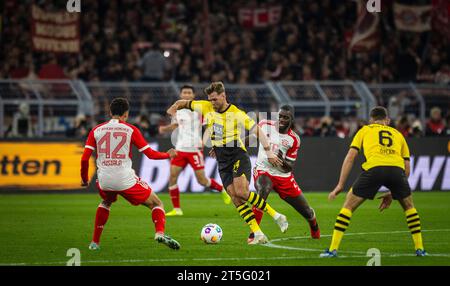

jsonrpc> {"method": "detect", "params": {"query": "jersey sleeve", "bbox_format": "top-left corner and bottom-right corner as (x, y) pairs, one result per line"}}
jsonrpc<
(237, 110), (256, 131)
(131, 126), (150, 152)
(84, 130), (96, 150)
(286, 135), (300, 161)
(189, 100), (213, 116)
(350, 127), (365, 151)
(400, 134), (410, 160)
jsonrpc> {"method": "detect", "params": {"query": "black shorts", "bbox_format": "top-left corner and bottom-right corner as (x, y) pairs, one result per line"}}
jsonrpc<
(352, 166), (411, 200)
(214, 147), (252, 189)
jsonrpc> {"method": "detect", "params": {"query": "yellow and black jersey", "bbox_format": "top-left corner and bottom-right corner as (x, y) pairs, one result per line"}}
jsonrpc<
(350, 124), (410, 171)
(189, 100), (256, 152)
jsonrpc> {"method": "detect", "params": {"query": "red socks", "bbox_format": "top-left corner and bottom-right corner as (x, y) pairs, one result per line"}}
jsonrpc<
(252, 206), (264, 225)
(169, 185), (180, 208)
(209, 178), (224, 192)
(152, 207), (166, 234)
(92, 204), (110, 244)
(92, 203), (166, 243)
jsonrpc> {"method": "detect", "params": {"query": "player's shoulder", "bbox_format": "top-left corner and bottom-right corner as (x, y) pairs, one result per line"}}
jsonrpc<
(118, 120), (140, 133)
(287, 129), (301, 145)
(192, 100), (211, 107)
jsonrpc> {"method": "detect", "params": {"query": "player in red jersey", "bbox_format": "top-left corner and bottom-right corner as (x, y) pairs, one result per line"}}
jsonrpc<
(159, 85), (231, 216)
(80, 98), (180, 250)
(247, 105), (320, 243)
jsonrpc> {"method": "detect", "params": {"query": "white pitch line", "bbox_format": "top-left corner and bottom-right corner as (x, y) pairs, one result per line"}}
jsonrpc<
(1, 229), (450, 266)
(263, 228), (450, 256)
(0, 255), (371, 266)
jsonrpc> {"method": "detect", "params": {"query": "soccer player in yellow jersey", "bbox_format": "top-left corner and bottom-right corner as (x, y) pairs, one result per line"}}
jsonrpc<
(167, 81), (289, 244)
(320, 106), (427, 257)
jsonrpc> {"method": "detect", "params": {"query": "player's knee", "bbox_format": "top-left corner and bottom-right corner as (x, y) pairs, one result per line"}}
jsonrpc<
(144, 194), (163, 209)
(169, 175), (178, 186)
(100, 200), (112, 209)
(258, 187), (270, 199)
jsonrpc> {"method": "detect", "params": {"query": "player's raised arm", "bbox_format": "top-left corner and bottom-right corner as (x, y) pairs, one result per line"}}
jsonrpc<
(159, 116), (179, 134)
(166, 100), (191, 116)
(80, 130), (96, 187)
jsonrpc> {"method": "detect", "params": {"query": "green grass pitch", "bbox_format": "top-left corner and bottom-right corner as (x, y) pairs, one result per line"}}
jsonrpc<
(0, 192), (449, 266)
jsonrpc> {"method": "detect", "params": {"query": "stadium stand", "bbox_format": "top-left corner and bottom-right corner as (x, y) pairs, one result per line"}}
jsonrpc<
(0, 0), (448, 138)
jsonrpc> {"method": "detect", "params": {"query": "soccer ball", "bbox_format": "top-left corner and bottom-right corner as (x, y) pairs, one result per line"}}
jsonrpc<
(200, 223), (223, 244)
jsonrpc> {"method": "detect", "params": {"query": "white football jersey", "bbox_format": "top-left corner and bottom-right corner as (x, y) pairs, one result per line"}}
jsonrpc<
(255, 120), (300, 177)
(85, 119), (150, 191)
(174, 109), (203, 152)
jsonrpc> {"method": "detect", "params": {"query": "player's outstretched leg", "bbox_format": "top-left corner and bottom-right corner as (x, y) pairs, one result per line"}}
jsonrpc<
(248, 175), (271, 243)
(284, 195), (320, 239)
(320, 191), (364, 258)
(247, 192), (288, 233)
(399, 196), (427, 256)
(228, 180), (268, 244)
(89, 201), (112, 251)
(142, 192), (180, 250)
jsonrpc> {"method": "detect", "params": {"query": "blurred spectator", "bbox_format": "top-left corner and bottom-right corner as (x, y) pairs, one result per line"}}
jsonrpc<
(137, 43), (171, 82)
(134, 114), (159, 138)
(425, 107), (445, 136)
(334, 117), (350, 139)
(411, 119), (423, 138)
(314, 116), (336, 137)
(396, 116), (411, 137)
(38, 54), (67, 79)
(387, 92), (411, 120)
(10, 103), (33, 138)
(66, 114), (91, 138)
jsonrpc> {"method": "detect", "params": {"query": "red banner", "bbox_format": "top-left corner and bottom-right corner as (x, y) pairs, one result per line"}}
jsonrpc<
(394, 3), (432, 32)
(432, 0), (450, 39)
(348, 0), (380, 53)
(31, 5), (80, 53)
(238, 6), (282, 29)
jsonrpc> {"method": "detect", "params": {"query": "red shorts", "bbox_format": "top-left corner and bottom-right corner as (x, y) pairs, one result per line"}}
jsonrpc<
(96, 178), (152, 206)
(253, 169), (302, 199)
(170, 150), (204, 170)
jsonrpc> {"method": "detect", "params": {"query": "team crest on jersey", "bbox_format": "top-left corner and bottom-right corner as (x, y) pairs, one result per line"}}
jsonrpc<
(213, 123), (224, 137)
(281, 139), (289, 147)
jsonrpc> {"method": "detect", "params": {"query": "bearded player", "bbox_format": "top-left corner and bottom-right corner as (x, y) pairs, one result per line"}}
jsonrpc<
(81, 98), (180, 251)
(248, 105), (320, 243)
(159, 85), (231, 216)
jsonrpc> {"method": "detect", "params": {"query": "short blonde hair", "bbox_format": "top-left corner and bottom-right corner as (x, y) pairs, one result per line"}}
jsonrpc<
(204, 81), (225, 95)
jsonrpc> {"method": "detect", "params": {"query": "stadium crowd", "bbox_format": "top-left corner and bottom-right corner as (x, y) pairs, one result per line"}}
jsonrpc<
(2, 0), (449, 84)
(0, 0), (449, 138)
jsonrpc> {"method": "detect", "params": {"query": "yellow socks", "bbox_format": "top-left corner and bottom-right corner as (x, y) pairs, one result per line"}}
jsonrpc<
(237, 204), (261, 233)
(405, 208), (424, 250)
(247, 192), (278, 218)
(329, 208), (352, 251)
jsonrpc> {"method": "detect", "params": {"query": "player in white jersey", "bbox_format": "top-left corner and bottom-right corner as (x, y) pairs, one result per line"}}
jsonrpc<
(80, 98), (180, 251)
(159, 85), (231, 216)
(248, 105), (320, 243)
